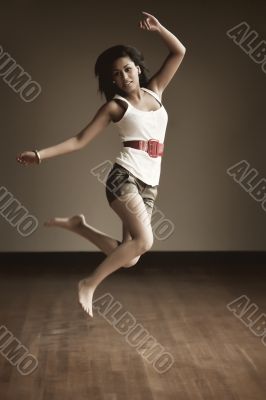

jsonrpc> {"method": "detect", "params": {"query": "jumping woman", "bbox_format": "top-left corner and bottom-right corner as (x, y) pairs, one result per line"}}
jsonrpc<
(16, 11), (186, 317)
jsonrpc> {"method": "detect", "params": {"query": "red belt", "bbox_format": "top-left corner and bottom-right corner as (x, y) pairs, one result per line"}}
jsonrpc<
(123, 139), (164, 158)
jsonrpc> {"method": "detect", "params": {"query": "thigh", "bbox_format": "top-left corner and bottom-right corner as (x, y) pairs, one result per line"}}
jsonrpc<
(110, 190), (153, 243)
(122, 209), (152, 243)
(122, 222), (132, 242)
(106, 163), (154, 242)
(105, 163), (135, 205)
(141, 184), (159, 220)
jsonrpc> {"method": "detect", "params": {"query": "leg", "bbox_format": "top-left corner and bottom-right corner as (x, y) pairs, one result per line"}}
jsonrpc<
(78, 191), (154, 316)
(121, 213), (152, 268)
(121, 184), (156, 268)
(44, 215), (143, 266)
(120, 222), (141, 268)
(44, 214), (120, 255)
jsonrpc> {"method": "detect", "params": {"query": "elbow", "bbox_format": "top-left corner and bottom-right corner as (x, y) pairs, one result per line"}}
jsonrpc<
(171, 47), (186, 57)
(75, 136), (85, 151)
(179, 46), (186, 55)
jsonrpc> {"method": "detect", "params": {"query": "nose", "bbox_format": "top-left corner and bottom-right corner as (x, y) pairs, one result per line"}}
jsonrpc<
(120, 71), (128, 81)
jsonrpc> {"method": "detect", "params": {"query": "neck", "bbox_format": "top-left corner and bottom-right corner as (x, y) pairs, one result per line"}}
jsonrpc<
(125, 86), (144, 101)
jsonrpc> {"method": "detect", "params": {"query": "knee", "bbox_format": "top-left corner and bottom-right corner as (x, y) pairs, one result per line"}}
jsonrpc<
(123, 255), (141, 268)
(138, 235), (154, 254)
(122, 235), (154, 268)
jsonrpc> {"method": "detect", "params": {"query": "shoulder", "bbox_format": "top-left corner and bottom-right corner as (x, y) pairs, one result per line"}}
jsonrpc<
(105, 98), (127, 123)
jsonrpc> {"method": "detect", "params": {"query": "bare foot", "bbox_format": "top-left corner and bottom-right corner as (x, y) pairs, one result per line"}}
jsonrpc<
(44, 214), (85, 230)
(78, 277), (96, 317)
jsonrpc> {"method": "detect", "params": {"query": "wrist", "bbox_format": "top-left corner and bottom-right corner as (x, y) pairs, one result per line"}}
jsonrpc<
(156, 23), (164, 34)
(32, 149), (41, 164)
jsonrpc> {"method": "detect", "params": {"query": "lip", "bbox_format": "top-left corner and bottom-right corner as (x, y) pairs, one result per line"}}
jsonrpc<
(123, 81), (133, 87)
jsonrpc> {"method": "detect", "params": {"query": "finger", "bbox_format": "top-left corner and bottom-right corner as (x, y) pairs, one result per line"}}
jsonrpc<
(146, 20), (151, 30)
(143, 19), (150, 30)
(141, 11), (152, 17)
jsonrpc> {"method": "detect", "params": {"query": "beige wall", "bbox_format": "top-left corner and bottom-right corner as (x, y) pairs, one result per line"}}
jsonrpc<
(0, 0), (265, 251)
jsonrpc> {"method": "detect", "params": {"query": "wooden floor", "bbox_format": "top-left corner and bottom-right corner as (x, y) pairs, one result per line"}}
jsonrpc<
(0, 260), (266, 400)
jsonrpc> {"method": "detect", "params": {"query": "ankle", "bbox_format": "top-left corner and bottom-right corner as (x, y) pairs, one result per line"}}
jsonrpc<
(84, 276), (97, 290)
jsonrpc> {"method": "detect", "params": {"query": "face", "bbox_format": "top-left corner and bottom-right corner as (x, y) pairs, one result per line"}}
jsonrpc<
(111, 56), (141, 92)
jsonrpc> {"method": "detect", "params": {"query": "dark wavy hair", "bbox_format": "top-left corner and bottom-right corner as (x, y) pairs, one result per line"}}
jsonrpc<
(94, 44), (150, 101)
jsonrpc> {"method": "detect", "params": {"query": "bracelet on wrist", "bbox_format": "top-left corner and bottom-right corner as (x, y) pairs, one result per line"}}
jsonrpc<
(32, 149), (41, 164)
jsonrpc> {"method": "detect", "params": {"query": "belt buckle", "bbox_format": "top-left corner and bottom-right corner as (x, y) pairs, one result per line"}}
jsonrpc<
(148, 139), (159, 158)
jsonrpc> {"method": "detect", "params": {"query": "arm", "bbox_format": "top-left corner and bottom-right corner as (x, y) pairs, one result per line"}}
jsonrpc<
(139, 11), (186, 96)
(39, 103), (112, 160)
(16, 102), (112, 166)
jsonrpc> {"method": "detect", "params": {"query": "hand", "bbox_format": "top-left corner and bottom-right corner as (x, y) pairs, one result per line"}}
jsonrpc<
(138, 11), (162, 32)
(16, 151), (38, 166)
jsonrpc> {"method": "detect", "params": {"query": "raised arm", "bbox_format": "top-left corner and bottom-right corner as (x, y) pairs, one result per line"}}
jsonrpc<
(16, 102), (113, 166)
(139, 11), (186, 97)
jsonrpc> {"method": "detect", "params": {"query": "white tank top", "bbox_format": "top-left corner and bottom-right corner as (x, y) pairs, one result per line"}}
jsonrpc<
(112, 87), (168, 186)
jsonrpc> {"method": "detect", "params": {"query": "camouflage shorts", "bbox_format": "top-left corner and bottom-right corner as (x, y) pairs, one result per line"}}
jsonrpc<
(105, 163), (158, 217)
